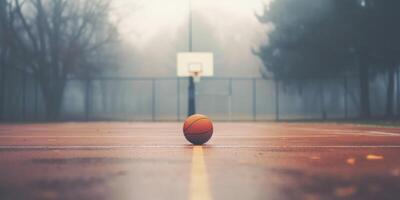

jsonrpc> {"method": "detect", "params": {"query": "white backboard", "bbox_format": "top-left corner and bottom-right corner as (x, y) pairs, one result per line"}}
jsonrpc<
(177, 52), (214, 77)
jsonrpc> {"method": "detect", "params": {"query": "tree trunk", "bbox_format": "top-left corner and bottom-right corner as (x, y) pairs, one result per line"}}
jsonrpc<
(359, 62), (370, 118)
(386, 66), (395, 118)
(0, 0), (6, 121)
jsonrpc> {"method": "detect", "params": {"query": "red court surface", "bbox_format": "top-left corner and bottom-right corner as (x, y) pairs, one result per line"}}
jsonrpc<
(0, 122), (400, 200)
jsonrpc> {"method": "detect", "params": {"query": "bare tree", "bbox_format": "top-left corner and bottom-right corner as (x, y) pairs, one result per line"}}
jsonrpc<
(11, 0), (117, 120)
(0, 0), (17, 120)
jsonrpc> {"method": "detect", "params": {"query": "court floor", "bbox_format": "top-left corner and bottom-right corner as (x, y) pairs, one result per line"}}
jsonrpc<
(0, 122), (399, 200)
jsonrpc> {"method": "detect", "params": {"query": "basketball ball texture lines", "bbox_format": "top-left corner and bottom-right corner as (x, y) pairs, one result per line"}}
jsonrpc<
(183, 114), (213, 145)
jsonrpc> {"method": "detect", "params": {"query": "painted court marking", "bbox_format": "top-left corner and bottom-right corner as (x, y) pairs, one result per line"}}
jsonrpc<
(1, 145), (400, 149)
(289, 127), (400, 136)
(190, 146), (212, 200)
(245, 124), (400, 136)
(0, 135), (348, 138)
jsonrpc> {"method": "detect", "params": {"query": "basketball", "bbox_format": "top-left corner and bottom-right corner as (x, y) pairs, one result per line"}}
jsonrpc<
(183, 114), (213, 145)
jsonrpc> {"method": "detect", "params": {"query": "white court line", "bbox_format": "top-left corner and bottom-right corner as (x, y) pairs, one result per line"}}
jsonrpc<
(0, 145), (400, 149)
(251, 124), (400, 136)
(0, 135), (343, 138)
(288, 127), (400, 136)
(366, 131), (400, 136)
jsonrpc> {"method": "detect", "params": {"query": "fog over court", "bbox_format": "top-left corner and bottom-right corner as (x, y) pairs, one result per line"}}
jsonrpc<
(1, 0), (395, 121)
(110, 0), (272, 77)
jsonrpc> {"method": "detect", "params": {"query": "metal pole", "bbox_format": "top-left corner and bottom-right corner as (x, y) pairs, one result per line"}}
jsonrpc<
(187, 0), (196, 116)
(344, 76), (348, 119)
(396, 67), (400, 117)
(252, 78), (256, 121)
(188, 78), (196, 116)
(320, 80), (326, 120)
(177, 78), (180, 121)
(85, 78), (90, 121)
(35, 79), (38, 121)
(0, 64), (4, 121)
(189, 0), (192, 52)
(152, 78), (156, 121)
(275, 79), (279, 121)
(228, 78), (233, 121)
(22, 71), (26, 121)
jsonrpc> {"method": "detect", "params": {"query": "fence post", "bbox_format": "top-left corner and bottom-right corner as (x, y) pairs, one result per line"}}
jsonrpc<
(228, 78), (232, 121)
(275, 79), (279, 121)
(0, 66), (4, 121)
(320, 80), (326, 120)
(344, 76), (348, 119)
(396, 67), (400, 117)
(35, 79), (39, 121)
(177, 78), (180, 121)
(22, 71), (26, 121)
(152, 78), (156, 121)
(252, 78), (256, 121)
(85, 78), (90, 121)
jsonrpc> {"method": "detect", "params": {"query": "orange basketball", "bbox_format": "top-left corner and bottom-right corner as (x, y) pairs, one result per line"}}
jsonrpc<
(183, 114), (213, 145)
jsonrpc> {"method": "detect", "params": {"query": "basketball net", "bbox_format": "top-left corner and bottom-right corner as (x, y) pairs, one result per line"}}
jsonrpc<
(188, 64), (203, 83)
(192, 72), (201, 83)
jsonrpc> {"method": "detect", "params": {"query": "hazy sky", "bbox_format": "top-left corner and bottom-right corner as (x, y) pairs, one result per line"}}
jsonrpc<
(111, 0), (272, 77)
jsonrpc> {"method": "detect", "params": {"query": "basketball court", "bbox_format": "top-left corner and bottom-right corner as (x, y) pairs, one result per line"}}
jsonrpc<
(0, 122), (399, 200)
(1, 1), (400, 199)
(1, 32), (399, 200)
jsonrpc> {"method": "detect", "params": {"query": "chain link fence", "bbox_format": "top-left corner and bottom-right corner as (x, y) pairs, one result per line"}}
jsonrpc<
(0, 68), (398, 121)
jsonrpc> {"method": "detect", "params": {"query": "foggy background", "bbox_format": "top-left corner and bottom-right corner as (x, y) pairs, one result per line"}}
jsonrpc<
(110, 0), (271, 77)
(1, 0), (400, 122)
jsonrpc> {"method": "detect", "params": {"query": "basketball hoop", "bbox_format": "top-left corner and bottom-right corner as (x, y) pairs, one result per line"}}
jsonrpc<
(177, 52), (214, 83)
(188, 63), (203, 83)
(192, 73), (201, 83)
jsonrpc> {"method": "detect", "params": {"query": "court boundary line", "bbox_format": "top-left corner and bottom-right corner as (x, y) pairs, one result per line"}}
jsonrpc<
(1, 145), (400, 149)
(0, 135), (363, 138)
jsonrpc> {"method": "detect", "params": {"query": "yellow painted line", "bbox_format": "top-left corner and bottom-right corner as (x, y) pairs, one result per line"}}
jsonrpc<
(366, 154), (384, 160)
(190, 146), (212, 200)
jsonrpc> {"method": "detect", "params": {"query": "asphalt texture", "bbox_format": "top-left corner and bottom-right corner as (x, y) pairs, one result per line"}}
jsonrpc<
(0, 122), (399, 200)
